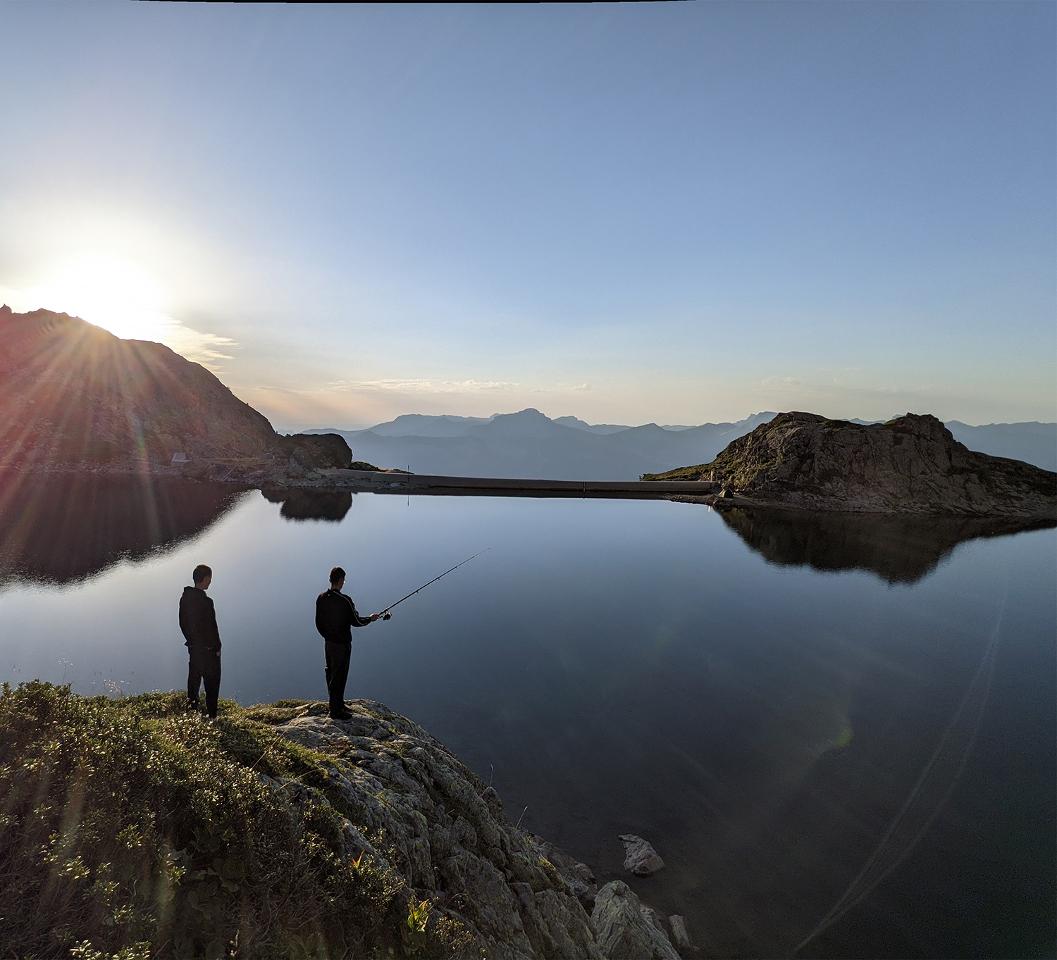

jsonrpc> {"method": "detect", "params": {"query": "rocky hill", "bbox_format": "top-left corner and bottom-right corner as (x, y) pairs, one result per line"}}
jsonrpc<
(0, 306), (349, 478)
(0, 683), (684, 960)
(645, 411), (1057, 518)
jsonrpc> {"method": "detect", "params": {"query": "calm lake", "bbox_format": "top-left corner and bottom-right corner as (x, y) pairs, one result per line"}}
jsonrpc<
(1, 476), (1054, 958)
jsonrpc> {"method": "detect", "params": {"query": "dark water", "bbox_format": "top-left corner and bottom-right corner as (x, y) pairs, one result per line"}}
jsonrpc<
(1, 475), (1054, 958)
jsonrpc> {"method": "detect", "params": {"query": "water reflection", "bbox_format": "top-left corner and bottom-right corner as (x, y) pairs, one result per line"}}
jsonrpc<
(0, 475), (246, 586)
(0, 477), (360, 587)
(717, 506), (1056, 584)
(260, 487), (353, 522)
(0, 483), (1052, 957)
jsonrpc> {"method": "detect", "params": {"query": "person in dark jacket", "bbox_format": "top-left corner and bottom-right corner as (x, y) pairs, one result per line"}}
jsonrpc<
(315, 566), (389, 719)
(179, 564), (222, 719)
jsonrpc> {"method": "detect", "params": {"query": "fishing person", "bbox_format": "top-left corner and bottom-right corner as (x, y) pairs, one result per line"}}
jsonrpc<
(179, 563), (222, 720)
(315, 566), (390, 720)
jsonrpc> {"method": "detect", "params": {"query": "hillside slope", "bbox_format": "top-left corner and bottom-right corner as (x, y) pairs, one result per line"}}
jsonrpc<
(0, 306), (349, 476)
(645, 411), (1056, 517)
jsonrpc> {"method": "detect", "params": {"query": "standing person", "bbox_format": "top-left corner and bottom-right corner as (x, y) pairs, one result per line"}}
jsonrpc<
(315, 566), (389, 720)
(179, 564), (222, 719)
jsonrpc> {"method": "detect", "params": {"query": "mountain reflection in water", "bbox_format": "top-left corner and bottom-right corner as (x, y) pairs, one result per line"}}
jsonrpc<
(0, 475), (247, 586)
(260, 487), (353, 522)
(0, 476), (355, 587)
(717, 505), (1056, 584)
(0, 480), (1053, 958)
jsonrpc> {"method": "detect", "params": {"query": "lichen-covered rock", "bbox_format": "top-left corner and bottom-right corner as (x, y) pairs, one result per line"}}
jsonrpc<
(273, 700), (607, 960)
(650, 412), (1057, 517)
(531, 835), (599, 909)
(591, 881), (681, 960)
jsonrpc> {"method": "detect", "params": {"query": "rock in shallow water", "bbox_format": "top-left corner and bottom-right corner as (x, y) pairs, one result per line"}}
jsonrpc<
(619, 833), (665, 876)
(669, 914), (693, 951)
(591, 881), (681, 960)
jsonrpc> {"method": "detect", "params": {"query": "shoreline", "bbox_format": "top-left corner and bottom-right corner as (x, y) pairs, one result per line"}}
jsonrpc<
(1, 682), (690, 959)
(7, 464), (1056, 519)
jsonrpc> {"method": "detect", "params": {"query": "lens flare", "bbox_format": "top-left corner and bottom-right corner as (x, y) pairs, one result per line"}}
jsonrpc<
(30, 254), (174, 343)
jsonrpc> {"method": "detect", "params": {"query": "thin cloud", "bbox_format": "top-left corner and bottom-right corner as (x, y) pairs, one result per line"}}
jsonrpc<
(331, 378), (520, 394)
(165, 325), (238, 369)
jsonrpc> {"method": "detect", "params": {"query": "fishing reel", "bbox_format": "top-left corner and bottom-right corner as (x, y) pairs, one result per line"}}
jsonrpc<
(381, 612), (392, 621)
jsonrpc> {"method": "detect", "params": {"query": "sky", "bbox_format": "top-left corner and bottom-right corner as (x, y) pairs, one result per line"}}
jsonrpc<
(1, 2), (1054, 429)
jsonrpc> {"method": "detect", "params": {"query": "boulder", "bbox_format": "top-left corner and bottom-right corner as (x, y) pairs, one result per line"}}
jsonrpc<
(278, 432), (353, 470)
(619, 833), (665, 876)
(669, 915), (693, 952)
(591, 881), (681, 960)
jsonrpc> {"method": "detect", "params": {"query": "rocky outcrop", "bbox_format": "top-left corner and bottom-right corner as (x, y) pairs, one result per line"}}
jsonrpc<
(277, 432), (353, 470)
(269, 700), (682, 960)
(591, 882), (681, 960)
(646, 412), (1057, 517)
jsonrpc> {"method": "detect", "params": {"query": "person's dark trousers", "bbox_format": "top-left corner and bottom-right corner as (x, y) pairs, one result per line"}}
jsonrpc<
(325, 641), (351, 716)
(187, 645), (222, 718)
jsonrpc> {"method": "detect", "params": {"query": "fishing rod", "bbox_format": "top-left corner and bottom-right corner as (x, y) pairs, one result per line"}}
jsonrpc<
(378, 549), (489, 617)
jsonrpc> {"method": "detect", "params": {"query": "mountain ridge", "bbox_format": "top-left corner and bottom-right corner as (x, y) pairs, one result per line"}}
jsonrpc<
(308, 409), (1056, 480)
(308, 410), (779, 481)
(0, 306), (350, 479)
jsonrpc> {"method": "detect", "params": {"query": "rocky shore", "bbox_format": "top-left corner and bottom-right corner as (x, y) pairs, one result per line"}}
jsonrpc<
(0, 684), (689, 960)
(273, 699), (687, 960)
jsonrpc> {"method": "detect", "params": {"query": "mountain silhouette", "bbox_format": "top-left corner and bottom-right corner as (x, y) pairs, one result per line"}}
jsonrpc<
(312, 410), (777, 480)
(311, 410), (1055, 481)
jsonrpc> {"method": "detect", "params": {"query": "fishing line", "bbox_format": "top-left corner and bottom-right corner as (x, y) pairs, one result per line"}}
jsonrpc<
(380, 549), (490, 615)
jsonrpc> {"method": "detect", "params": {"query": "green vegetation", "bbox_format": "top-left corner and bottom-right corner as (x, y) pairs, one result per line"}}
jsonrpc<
(640, 464), (711, 482)
(0, 683), (466, 959)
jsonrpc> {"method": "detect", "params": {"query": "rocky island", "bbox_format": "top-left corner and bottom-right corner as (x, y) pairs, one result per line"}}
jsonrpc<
(0, 683), (686, 960)
(644, 411), (1057, 519)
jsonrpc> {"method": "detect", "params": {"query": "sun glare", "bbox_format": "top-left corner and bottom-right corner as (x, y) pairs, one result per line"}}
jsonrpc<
(32, 254), (175, 344)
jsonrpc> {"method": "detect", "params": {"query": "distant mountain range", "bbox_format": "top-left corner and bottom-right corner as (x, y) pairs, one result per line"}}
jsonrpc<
(944, 420), (1057, 472)
(309, 409), (1057, 480)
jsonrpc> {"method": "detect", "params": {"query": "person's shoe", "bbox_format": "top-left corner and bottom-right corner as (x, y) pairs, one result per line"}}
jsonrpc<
(329, 710), (353, 720)
(187, 699), (200, 711)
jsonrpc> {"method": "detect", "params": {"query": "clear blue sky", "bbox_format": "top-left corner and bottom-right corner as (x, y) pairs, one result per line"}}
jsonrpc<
(2, 2), (1054, 428)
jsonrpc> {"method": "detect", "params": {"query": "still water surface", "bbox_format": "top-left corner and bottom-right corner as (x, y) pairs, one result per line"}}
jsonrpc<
(1, 477), (1054, 958)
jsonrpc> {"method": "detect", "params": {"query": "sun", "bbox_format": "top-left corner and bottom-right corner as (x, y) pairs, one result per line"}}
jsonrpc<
(32, 254), (175, 344)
